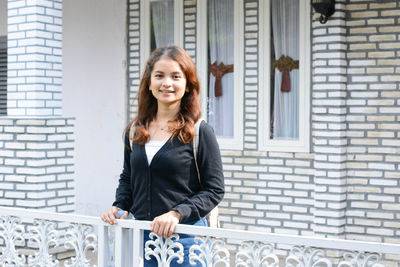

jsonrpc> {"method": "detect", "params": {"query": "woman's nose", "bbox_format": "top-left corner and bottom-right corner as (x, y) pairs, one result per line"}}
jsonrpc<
(162, 77), (172, 87)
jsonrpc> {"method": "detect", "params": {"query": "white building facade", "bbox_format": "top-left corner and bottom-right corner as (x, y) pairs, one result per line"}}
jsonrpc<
(127, 0), (400, 246)
(0, 0), (399, 255)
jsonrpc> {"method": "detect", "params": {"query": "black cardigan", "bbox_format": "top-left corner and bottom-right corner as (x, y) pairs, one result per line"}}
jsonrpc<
(113, 121), (225, 223)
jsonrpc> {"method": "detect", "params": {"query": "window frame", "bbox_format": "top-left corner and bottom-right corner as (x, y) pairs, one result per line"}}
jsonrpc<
(140, 0), (184, 74)
(258, 0), (311, 152)
(196, 0), (244, 150)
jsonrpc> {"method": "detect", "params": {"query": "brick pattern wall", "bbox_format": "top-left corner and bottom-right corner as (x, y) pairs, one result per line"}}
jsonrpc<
(183, 0), (196, 61)
(0, 118), (75, 212)
(128, 0), (140, 120)
(7, 0), (62, 116)
(312, 0), (348, 238)
(243, 0), (258, 152)
(127, 0), (198, 120)
(219, 0), (315, 236)
(2, 0), (76, 214)
(0, 35), (6, 115)
(345, 0), (400, 244)
(126, 0), (400, 245)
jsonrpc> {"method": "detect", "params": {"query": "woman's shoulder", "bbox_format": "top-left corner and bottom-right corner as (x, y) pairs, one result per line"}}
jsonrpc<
(198, 120), (216, 137)
(196, 120), (220, 151)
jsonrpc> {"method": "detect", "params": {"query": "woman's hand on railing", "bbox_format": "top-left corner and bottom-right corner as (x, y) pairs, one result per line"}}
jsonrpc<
(101, 206), (128, 225)
(151, 210), (181, 238)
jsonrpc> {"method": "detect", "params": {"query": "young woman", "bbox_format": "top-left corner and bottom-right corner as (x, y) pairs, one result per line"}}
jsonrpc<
(101, 46), (225, 266)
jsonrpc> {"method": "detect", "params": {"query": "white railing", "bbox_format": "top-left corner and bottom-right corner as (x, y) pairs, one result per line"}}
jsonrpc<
(0, 207), (399, 266)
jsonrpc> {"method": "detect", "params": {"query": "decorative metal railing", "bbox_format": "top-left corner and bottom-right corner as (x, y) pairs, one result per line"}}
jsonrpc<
(0, 207), (399, 266)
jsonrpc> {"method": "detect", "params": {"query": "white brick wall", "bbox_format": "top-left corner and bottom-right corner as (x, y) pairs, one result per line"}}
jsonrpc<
(183, 0), (196, 59)
(128, 0), (140, 120)
(0, 118), (75, 212)
(345, 0), (400, 244)
(7, 0), (63, 116)
(124, 0), (400, 247)
(2, 1), (77, 215)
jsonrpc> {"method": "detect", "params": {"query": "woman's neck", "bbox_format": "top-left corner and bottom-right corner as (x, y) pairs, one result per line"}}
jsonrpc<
(156, 102), (180, 124)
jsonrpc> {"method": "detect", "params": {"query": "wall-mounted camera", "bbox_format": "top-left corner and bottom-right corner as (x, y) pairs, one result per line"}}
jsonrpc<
(311, 0), (335, 24)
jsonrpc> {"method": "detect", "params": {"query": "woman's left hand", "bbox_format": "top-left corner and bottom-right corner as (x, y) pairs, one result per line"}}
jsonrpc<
(151, 210), (181, 238)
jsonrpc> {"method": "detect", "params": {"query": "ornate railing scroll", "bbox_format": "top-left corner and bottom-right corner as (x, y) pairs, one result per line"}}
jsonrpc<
(64, 223), (97, 267)
(0, 211), (97, 267)
(189, 236), (230, 267)
(144, 232), (184, 266)
(236, 241), (279, 267)
(286, 246), (332, 267)
(338, 252), (385, 267)
(26, 219), (59, 267)
(1, 207), (400, 267)
(0, 216), (26, 266)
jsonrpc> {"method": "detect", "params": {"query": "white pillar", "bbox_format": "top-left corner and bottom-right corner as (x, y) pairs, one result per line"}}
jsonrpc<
(7, 0), (62, 116)
(312, 0), (348, 238)
(0, 0), (75, 213)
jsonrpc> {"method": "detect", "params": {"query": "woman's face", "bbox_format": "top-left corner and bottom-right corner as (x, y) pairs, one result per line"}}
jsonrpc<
(149, 57), (187, 107)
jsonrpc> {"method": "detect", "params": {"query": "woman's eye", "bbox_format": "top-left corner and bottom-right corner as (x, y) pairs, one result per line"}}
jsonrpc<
(154, 74), (163, 78)
(173, 75), (181, 79)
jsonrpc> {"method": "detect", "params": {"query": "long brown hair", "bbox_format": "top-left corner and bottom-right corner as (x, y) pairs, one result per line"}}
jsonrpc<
(125, 46), (201, 145)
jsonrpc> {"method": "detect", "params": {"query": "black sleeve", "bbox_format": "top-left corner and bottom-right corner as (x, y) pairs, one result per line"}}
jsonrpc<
(172, 121), (225, 222)
(112, 133), (133, 211)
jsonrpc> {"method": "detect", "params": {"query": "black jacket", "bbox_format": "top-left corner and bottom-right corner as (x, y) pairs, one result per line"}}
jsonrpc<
(113, 121), (225, 223)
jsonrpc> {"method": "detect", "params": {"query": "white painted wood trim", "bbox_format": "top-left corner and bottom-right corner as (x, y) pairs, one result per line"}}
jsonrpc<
(133, 228), (144, 267)
(196, 0), (244, 150)
(258, 0), (311, 153)
(97, 225), (107, 267)
(115, 226), (123, 267)
(174, 0), (184, 48)
(140, 0), (150, 75)
(117, 220), (400, 254)
(140, 0), (184, 75)
(196, 0), (208, 118)
(0, 206), (400, 260)
(220, 0), (244, 150)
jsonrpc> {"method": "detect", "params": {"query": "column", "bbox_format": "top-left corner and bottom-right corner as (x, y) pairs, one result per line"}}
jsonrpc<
(312, 0), (348, 238)
(0, 0), (75, 212)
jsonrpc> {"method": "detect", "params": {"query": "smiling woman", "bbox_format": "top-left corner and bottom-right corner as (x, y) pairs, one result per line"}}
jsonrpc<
(131, 46), (202, 145)
(149, 58), (187, 109)
(101, 46), (225, 267)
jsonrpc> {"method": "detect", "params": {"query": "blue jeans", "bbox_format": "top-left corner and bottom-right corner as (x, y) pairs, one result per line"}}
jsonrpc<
(143, 217), (207, 267)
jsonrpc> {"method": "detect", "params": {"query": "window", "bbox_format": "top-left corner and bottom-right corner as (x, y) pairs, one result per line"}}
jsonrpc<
(259, 0), (310, 152)
(0, 36), (6, 115)
(197, 0), (244, 149)
(140, 0), (183, 74)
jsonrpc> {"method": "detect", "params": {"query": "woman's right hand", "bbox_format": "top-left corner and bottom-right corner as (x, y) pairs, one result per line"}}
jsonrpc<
(101, 206), (128, 225)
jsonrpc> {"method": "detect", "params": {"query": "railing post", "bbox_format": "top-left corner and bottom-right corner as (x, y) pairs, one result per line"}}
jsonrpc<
(133, 228), (144, 266)
(123, 228), (133, 266)
(115, 225), (123, 267)
(97, 225), (108, 267)
(1, 207), (400, 266)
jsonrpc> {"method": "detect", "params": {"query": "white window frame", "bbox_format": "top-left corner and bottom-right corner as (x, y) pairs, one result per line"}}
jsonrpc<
(196, 0), (244, 150)
(140, 0), (184, 74)
(258, 0), (311, 152)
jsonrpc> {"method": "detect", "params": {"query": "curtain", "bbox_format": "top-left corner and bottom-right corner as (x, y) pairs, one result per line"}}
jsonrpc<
(151, 0), (174, 48)
(271, 0), (299, 139)
(208, 0), (234, 138)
